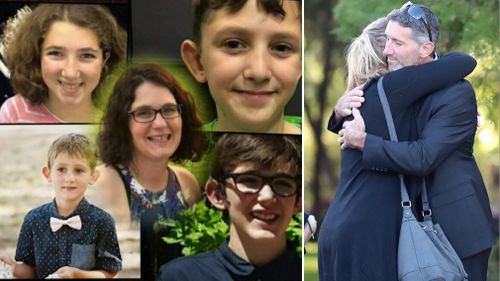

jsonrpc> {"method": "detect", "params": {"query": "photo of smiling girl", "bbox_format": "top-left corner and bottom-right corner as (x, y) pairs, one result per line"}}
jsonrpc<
(0, 4), (127, 123)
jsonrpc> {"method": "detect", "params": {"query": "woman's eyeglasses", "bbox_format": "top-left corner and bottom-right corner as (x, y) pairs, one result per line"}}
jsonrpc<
(222, 173), (299, 197)
(128, 104), (182, 123)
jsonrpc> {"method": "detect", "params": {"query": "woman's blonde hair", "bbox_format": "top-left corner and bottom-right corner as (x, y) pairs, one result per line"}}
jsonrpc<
(346, 17), (388, 91)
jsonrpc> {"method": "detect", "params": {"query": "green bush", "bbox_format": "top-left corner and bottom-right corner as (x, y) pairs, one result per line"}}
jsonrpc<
(287, 212), (303, 254)
(159, 199), (229, 256)
(160, 199), (303, 256)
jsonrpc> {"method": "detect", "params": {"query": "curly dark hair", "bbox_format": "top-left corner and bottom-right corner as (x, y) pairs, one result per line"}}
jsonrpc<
(192, 0), (301, 43)
(98, 64), (208, 167)
(5, 4), (127, 105)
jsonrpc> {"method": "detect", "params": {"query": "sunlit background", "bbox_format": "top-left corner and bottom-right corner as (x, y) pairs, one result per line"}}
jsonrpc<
(303, 0), (499, 280)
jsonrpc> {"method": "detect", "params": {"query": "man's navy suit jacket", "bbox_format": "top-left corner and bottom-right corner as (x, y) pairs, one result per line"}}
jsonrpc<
(363, 80), (496, 258)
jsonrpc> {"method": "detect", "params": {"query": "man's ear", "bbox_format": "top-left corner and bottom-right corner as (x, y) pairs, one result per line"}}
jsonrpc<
(205, 178), (227, 211)
(42, 167), (52, 182)
(90, 169), (100, 185)
(181, 39), (207, 83)
(419, 41), (435, 58)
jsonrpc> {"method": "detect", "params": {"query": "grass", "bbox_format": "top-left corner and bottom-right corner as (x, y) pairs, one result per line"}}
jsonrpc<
(304, 242), (319, 281)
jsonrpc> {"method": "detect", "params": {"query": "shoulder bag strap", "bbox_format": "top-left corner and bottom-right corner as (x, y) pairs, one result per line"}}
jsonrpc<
(376, 77), (430, 211)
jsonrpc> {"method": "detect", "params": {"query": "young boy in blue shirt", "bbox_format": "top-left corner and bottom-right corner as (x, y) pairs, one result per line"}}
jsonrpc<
(0, 133), (122, 278)
(181, 0), (302, 134)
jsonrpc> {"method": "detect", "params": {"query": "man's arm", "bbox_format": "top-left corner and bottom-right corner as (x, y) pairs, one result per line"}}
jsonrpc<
(364, 83), (476, 176)
(342, 82), (477, 177)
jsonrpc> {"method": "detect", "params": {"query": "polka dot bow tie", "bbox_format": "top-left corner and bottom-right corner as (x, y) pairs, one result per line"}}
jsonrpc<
(50, 215), (82, 232)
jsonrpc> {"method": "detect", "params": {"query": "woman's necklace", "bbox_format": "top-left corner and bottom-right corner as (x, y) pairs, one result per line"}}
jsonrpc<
(129, 166), (170, 209)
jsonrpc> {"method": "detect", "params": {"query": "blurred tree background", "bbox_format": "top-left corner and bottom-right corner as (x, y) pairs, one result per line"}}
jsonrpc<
(304, 0), (499, 280)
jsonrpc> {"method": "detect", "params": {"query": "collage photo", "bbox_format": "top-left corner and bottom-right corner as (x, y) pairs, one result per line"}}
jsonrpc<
(0, 0), (498, 280)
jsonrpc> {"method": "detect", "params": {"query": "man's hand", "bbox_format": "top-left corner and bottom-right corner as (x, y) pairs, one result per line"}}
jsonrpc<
(334, 84), (365, 122)
(339, 108), (366, 150)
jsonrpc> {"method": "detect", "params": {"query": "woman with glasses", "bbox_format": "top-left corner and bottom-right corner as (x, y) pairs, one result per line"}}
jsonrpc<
(95, 63), (208, 280)
(318, 11), (478, 280)
(157, 133), (302, 281)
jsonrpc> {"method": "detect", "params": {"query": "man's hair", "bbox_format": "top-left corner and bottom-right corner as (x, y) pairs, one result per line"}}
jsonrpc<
(191, 0), (301, 43)
(211, 133), (301, 194)
(346, 17), (388, 91)
(98, 64), (208, 167)
(47, 133), (97, 170)
(5, 4), (127, 106)
(387, 3), (440, 47)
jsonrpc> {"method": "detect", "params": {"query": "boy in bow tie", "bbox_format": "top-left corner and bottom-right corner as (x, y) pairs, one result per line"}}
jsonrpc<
(0, 133), (122, 278)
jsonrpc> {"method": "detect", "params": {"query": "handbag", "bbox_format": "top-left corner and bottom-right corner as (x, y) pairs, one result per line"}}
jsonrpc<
(376, 77), (468, 281)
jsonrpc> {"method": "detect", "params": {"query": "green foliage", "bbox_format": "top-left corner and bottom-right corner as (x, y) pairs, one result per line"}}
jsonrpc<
(180, 139), (217, 190)
(159, 199), (229, 256)
(334, 0), (394, 42)
(333, 0), (499, 55)
(286, 212), (303, 254)
(160, 199), (303, 256)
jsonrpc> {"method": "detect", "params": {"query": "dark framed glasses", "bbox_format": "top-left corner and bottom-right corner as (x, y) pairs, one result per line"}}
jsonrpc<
(128, 104), (182, 123)
(223, 173), (299, 197)
(402, 2), (433, 42)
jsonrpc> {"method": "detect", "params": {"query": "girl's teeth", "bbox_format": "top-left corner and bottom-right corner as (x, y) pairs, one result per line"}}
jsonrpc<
(61, 82), (80, 89)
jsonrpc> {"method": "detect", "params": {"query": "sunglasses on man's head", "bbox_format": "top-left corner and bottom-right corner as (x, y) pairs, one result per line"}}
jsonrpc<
(400, 1), (433, 43)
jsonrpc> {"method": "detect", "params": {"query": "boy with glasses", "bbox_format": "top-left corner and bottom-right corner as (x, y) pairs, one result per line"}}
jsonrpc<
(157, 133), (302, 281)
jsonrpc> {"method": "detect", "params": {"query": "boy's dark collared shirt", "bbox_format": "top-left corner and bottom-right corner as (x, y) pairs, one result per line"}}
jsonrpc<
(157, 240), (301, 281)
(15, 198), (122, 278)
